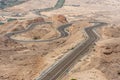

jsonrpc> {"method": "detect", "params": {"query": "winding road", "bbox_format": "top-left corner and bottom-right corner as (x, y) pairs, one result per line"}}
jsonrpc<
(5, 0), (67, 42)
(5, 0), (68, 42)
(35, 22), (107, 80)
(5, 22), (72, 42)
(4, 0), (108, 80)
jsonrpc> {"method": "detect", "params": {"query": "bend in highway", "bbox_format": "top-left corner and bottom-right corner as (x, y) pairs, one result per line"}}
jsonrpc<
(5, 0), (67, 42)
(5, 22), (72, 42)
(4, 0), (108, 80)
(35, 22), (107, 80)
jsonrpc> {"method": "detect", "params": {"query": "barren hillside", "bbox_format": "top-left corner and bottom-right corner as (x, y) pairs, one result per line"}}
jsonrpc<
(63, 25), (120, 80)
(0, 0), (120, 80)
(0, 14), (90, 80)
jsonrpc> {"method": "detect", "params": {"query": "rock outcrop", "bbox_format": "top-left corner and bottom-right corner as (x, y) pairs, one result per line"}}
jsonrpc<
(27, 17), (45, 25)
(49, 14), (68, 27)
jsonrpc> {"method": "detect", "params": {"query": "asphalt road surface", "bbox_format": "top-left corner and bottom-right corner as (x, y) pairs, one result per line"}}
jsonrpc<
(5, 0), (67, 42)
(5, 22), (72, 42)
(3, 0), (107, 80)
(35, 22), (107, 80)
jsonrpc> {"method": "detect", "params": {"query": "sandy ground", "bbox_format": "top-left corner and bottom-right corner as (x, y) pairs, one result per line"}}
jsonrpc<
(0, 0), (120, 80)
(39, 0), (120, 80)
(0, 14), (90, 80)
(63, 68), (107, 80)
(62, 23), (120, 80)
(41, 0), (120, 24)
(5, 0), (58, 11)
(0, 0), (58, 20)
